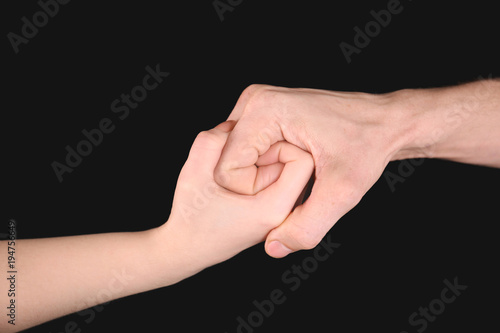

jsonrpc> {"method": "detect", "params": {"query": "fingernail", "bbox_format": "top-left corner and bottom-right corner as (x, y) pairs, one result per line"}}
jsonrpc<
(268, 241), (293, 258)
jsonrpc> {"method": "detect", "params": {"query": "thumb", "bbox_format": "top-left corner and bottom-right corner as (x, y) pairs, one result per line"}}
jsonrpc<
(265, 166), (361, 258)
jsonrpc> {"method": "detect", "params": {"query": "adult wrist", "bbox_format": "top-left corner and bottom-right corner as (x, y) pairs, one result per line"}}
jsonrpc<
(387, 80), (500, 162)
(385, 87), (448, 161)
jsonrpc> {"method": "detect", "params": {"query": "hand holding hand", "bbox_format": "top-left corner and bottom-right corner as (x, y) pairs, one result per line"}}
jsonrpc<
(162, 120), (314, 270)
(214, 85), (411, 257)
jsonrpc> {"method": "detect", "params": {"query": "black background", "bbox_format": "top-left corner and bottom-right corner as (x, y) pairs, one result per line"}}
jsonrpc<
(2, 0), (499, 332)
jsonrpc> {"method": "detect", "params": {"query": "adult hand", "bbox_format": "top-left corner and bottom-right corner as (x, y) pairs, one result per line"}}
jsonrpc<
(214, 84), (414, 258)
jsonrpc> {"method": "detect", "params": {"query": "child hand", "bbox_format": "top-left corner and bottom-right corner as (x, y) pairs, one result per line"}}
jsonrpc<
(162, 120), (314, 269)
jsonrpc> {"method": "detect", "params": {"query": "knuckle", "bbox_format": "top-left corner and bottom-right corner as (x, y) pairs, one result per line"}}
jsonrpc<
(193, 130), (228, 154)
(214, 158), (241, 189)
(241, 83), (270, 100)
(194, 130), (218, 147)
(242, 83), (264, 94)
(244, 85), (283, 114)
(213, 163), (231, 187)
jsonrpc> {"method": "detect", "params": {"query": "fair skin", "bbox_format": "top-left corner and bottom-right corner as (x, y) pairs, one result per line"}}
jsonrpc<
(0, 121), (314, 332)
(3, 79), (499, 330)
(214, 78), (500, 258)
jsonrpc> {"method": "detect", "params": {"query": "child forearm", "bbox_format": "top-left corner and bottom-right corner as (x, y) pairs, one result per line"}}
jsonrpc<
(0, 226), (199, 332)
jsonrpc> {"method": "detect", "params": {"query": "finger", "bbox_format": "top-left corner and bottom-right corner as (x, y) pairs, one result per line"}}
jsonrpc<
(251, 141), (302, 194)
(215, 85), (288, 194)
(226, 84), (268, 121)
(181, 121), (236, 179)
(252, 163), (285, 194)
(265, 166), (361, 258)
(214, 120), (237, 132)
(257, 141), (314, 219)
(214, 117), (284, 195)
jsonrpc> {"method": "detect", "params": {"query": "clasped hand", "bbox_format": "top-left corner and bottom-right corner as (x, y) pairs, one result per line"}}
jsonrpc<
(162, 120), (313, 270)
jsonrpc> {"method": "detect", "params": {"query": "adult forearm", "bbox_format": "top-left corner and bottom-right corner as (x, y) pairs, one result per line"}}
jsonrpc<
(391, 78), (500, 167)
